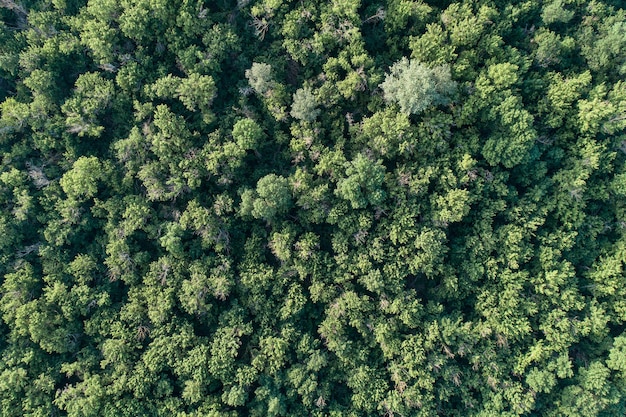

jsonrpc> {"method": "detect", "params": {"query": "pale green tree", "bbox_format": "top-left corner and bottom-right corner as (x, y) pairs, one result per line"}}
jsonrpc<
(380, 58), (457, 115)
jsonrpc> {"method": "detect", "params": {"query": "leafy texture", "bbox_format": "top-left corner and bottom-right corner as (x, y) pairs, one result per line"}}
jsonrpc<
(0, 0), (625, 416)
(380, 58), (457, 115)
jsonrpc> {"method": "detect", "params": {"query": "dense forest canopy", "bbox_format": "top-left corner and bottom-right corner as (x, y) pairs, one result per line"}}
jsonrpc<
(1, 0), (626, 415)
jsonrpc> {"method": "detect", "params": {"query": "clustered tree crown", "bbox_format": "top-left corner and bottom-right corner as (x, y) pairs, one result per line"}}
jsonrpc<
(380, 57), (457, 115)
(0, 0), (625, 416)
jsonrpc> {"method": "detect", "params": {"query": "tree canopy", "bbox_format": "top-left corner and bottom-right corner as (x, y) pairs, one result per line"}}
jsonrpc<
(1, 0), (626, 416)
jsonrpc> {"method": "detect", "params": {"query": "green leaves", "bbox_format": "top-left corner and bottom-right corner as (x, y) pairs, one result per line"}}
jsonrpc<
(290, 87), (320, 122)
(380, 58), (457, 115)
(335, 154), (386, 209)
(1, 0), (626, 415)
(60, 156), (104, 200)
(482, 95), (536, 168)
(232, 118), (265, 151)
(61, 72), (115, 137)
(148, 74), (216, 124)
(542, 0), (575, 25)
(246, 62), (275, 96)
(240, 174), (293, 221)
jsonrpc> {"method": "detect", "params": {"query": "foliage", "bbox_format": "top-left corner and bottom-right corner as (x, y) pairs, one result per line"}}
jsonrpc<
(380, 57), (457, 115)
(0, 0), (626, 416)
(290, 87), (320, 122)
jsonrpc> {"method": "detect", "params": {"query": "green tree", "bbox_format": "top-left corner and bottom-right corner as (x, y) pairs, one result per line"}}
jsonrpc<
(335, 154), (386, 209)
(232, 118), (265, 151)
(240, 174), (293, 221)
(380, 58), (457, 115)
(246, 62), (275, 96)
(61, 72), (115, 137)
(542, 0), (575, 25)
(60, 156), (105, 200)
(290, 87), (320, 122)
(1, 0), (626, 415)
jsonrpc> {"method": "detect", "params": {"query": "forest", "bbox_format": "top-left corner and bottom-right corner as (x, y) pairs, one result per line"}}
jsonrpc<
(0, 0), (625, 415)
